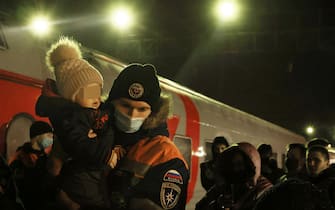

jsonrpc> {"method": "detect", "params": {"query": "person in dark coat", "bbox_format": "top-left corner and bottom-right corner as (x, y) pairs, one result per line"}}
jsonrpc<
(0, 153), (24, 210)
(280, 143), (308, 182)
(253, 178), (334, 210)
(9, 121), (55, 210)
(200, 136), (229, 191)
(106, 63), (189, 210)
(306, 145), (335, 208)
(257, 144), (284, 184)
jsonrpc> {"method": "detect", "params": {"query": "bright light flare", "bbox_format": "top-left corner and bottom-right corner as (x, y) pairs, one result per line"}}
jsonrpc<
(192, 146), (206, 157)
(29, 15), (51, 36)
(108, 7), (134, 31)
(215, 1), (238, 21)
(306, 126), (315, 135)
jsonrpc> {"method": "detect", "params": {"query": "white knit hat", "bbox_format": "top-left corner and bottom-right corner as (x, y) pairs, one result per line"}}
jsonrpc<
(46, 37), (103, 100)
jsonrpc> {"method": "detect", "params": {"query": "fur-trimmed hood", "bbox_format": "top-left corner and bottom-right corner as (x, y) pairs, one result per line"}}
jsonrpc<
(142, 94), (171, 130)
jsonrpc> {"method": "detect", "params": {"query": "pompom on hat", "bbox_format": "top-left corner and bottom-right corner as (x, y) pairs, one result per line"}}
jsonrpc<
(30, 121), (53, 139)
(107, 63), (161, 111)
(46, 36), (103, 100)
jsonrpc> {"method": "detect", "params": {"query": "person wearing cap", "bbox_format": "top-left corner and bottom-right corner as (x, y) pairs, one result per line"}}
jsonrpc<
(35, 37), (118, 210)
(105, 63), (189, 210)
(9, 121), (55, 210)
(9, 121), (53, 166)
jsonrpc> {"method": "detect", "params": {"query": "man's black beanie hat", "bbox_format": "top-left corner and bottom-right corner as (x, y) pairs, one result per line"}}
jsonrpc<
(30, 121), (53, 139)
(107, 63), (161, 111)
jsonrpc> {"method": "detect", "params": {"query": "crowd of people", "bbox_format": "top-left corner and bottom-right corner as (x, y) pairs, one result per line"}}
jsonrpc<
(1, 36), (335, 210)
(198, 137), (335, 210)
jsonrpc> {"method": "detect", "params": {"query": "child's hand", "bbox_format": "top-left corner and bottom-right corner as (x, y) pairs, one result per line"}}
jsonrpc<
(88, 129), (97, 138)
(108, 145), (126, 168)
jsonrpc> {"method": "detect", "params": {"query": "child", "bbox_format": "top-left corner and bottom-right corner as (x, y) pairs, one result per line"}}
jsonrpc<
(36, 37), (120, 209)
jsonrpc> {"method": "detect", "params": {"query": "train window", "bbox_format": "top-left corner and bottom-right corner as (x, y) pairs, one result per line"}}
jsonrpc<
(272, 152), (278, 161)
(0, 23), (8, 50)
(204, 140), (213, 161)
(5, 113), (34, 160)
(173, 135), (192, 168)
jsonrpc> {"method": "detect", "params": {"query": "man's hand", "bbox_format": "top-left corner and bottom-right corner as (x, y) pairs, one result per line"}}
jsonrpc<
(108, 145), (126, 168)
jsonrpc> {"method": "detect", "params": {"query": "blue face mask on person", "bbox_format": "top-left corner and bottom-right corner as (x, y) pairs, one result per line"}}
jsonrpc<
(114, 109), (145, 133)
(38, 137), (53, 150)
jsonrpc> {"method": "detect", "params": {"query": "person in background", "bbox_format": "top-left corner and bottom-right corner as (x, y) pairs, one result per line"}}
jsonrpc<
(237, 142), (273, 204)
(200, 136), (229, 191)
(253, 178), (334, 210)
(9, 121), (53, 166)
(306, 145), (335, 207)
(35, 37), (118, 210)
(306, 137), (335, 170)
(257, 144), (284, 184)
(196, 142), (272, 210)
(105, 63), (189, 210)
(279, 143), (308, 182)
(0, 152), (24, 210)
(9, 121), (54, 210)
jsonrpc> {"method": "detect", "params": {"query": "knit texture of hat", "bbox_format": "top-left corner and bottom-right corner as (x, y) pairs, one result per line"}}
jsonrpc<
(107, 64), (161, 111)
(30, 121), (53, 139)
(46, 37), (103, 100)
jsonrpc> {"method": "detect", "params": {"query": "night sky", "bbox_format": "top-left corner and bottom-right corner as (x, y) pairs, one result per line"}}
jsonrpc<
(3, 0), (335, 142)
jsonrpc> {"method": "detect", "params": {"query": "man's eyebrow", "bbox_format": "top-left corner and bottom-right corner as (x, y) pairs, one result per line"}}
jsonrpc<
(118, 99), (129, 104)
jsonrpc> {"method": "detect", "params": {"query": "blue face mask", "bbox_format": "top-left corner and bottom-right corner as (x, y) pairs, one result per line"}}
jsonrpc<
(38, 137), (53, 150)
(114, 109), (145, 133)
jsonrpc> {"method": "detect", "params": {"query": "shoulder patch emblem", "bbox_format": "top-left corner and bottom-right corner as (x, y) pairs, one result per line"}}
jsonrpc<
(163, 170), (183, 184)
(160, 182), (181, 209)
(128, 83), (144, 99)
